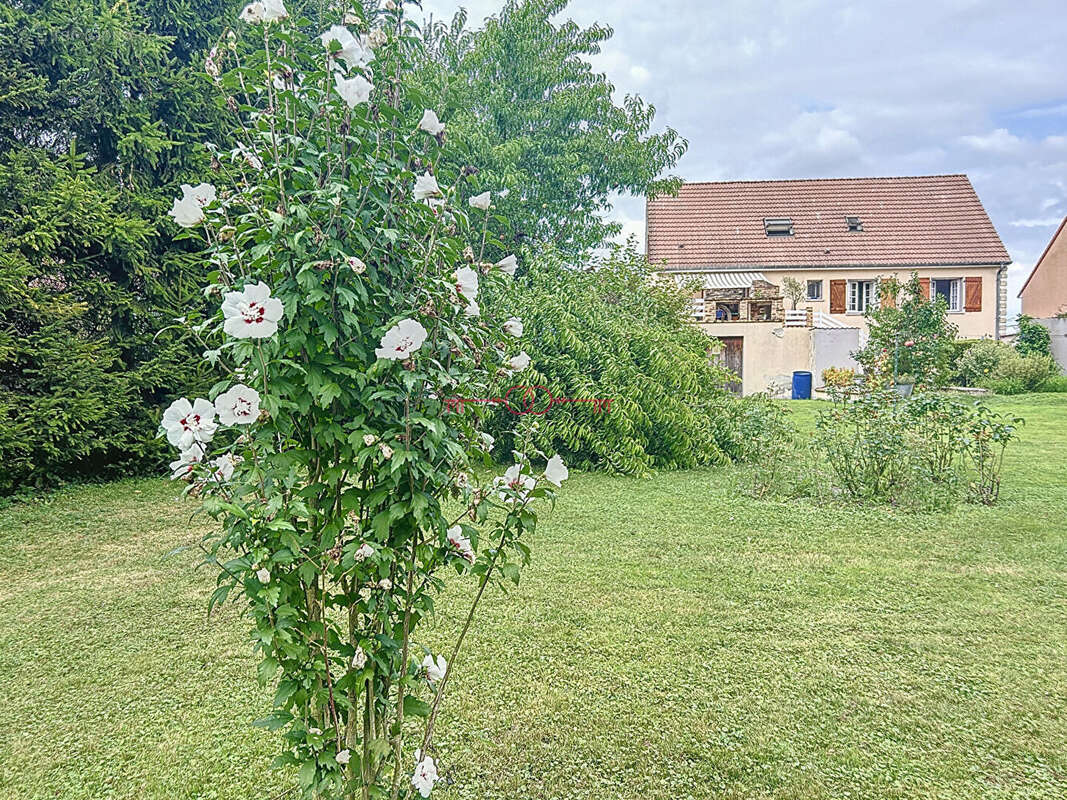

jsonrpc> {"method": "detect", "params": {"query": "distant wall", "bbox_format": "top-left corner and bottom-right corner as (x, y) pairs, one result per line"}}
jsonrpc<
(1037, 317), (1067, 374)
(699, 322), (861, 395)
(1021, 224), (1067, 318)
(812, 328), (861, 384)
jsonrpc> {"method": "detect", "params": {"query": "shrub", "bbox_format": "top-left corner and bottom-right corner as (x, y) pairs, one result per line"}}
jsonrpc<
(856, 273), (958, 386)
(1016, 314), (1052, 358)
(809, 388), (1019, 509)
(727, 394), (798, 497)
(489, 243), (739, 474)
(962, 405), (1023, 504)
(822, 367), (856, 388)
(159, 9), (568, 798)
(1037, 375), (1067, 393)
(957, 339), (1055, 393)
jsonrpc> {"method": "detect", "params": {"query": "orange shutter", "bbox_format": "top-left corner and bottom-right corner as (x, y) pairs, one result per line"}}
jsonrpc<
(964, 276), (982, 311)
(880, 282), (896, 308)
(829, 279), (846, 314)
(918, 277), (931, 299)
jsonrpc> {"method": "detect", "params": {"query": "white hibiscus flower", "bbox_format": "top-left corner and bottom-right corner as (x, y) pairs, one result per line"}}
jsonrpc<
(495, 463), (535, 501)
(413, 173), (442, 201)
(508, 351), (531, 372)
(463, 298), (479, 318)
(495, 254), (518, 276)
(256, 567), (271, 583)
(211, 453), (243, 482)
(502, 317), (523, 337)
(239, 2), (265, 23)
(468, 191), (491, 211)
(336, 748), (351, 766)
(417, 109), (445, 136)
(334, 72), (373, 107)
(261, 0), (288, 21)
(480, 431), (495, 451)
(412, 755), (439, 799)
(354, 543), (374, 562)
(454, 266), (478, 302)
(167, 182), (216, 228)
(421, 653), (447, 684)
(319, 25), (371, 70)
(169, 446), (203, 480)
(214, 383), (261, 426)
(221, 281), (285, 339)
(375, 318), (428, 361)
(446, 525), (475, 563)
(162, 397), (218, 450)
(544, 454), (569, 486)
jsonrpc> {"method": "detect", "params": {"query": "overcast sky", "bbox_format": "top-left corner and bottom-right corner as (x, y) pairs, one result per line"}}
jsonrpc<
(420, 0), (1067, 318)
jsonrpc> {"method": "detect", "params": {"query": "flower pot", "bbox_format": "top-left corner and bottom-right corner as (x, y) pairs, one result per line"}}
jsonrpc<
(894, 382), (914, 398)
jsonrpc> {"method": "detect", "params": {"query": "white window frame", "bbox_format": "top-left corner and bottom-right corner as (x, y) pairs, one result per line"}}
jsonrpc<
(806, 279), (823, 301)
(931, 278), (963, 312)
(847, 279), (875, 314)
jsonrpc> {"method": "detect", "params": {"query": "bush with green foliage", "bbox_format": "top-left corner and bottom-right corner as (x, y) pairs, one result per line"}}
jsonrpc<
(0, 0), (233, 493)
(729, 394), (798, 498)
(1015, 314), (1053, 358)
(957, 339), (1056, 394)
(162, 5), (568, 797)
(485, 244), (739, 474)
(856, 273), (957, 386)
(807, 387), (1021, 509)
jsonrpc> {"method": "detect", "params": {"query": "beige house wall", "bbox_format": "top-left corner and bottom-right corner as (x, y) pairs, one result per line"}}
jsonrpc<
(699, 322), (861, 395)
(755, 265), (1005, 339)
(1020, 225), (1067, 318)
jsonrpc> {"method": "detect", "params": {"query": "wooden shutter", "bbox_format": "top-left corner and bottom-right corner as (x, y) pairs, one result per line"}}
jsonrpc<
(964, 276), (982, 312)
(829, 279), (846, 314)
(918, 277), (931, 299)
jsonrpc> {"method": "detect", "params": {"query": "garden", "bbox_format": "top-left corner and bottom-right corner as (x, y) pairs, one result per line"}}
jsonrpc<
(2, 392), (1066, 799)
(1, 1), (1066, 799)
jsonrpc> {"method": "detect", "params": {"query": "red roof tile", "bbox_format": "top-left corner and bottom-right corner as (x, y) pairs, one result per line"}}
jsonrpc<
(646, 175), (1010, 270)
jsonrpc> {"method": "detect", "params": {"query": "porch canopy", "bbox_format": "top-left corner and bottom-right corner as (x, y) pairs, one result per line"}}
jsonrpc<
(672, 271), (767, 290)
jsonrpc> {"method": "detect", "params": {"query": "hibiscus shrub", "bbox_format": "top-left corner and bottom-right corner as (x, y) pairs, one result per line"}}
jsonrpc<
(158, 4), (567, 798)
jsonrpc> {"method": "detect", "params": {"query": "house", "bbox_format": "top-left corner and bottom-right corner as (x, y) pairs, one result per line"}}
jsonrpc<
(646, 174), (1011, 394)
(1018, 216), (1067, 318)
(1018, 217), (1067, 373)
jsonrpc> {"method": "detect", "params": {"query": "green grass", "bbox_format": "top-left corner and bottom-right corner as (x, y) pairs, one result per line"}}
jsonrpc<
(1, 394), (1066, 799)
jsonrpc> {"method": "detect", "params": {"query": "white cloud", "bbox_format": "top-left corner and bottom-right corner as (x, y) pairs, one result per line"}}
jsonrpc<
(419, 0), (1067, 319)
(960, 128), (1024, 153)
(1009, 217), (1063, 228)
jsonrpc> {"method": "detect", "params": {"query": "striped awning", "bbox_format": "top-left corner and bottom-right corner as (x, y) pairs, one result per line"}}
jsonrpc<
(672, 271), (767, 290)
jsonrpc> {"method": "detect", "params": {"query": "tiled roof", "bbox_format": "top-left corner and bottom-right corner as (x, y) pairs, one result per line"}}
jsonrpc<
(646, 175), (1010, 271)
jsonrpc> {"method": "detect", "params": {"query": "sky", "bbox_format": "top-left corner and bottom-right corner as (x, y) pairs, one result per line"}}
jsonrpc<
(419, 0), (1067, 318)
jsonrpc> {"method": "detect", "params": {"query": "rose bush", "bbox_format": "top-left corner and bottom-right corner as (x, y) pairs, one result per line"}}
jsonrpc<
(158, 3), (566, 797)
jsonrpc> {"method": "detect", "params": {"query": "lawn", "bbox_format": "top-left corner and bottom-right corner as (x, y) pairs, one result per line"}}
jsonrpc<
(1, 394), (1066, 799)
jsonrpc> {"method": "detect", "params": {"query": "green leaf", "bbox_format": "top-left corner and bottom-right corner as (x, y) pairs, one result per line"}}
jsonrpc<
(403, 695), (431, 718)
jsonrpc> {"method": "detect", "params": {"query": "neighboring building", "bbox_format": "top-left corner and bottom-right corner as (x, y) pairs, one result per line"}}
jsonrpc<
(1018, 217), (1067, 318)
(646, 174), (1011, 393)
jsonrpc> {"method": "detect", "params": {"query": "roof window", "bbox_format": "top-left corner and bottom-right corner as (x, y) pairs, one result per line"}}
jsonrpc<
(764, 218), (794, 237)
(846, 216), (863, 232)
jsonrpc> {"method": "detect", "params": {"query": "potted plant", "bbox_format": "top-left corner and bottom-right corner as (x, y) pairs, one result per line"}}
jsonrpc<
(894, 373), (916, 397)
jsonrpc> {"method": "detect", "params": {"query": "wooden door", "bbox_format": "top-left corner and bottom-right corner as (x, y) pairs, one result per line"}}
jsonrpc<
(717, 337), (743, 394)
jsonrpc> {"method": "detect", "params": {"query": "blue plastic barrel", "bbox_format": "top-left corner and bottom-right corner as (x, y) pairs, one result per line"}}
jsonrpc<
(791, 371), (812, 400)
